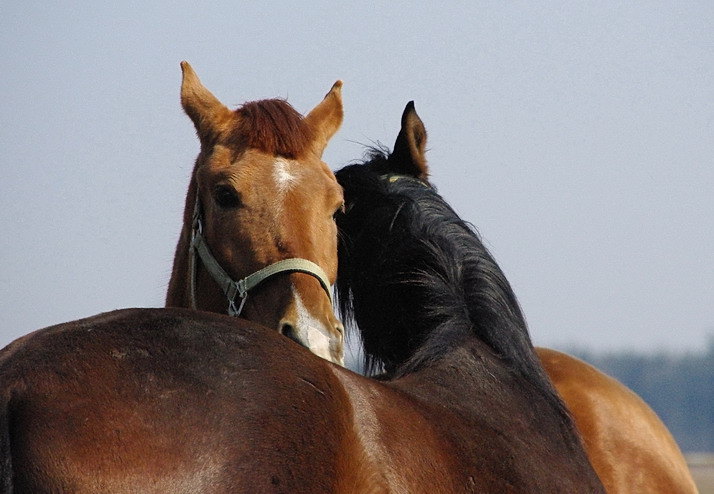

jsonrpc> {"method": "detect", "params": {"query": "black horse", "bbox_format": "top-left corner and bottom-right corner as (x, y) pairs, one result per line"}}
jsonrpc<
(335, 101), (604, 492)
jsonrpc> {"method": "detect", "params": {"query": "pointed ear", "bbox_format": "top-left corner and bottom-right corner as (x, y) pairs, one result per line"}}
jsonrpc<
(180, 61), (235, 142)
(305, 81), (343, 157)
(389, 101), (428, 180)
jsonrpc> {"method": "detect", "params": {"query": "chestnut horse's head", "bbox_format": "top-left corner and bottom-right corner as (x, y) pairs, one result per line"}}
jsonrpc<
(167, 62), (345, 365)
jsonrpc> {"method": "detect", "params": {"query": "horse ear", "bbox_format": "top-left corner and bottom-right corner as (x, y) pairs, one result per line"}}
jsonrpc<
(180, 61), (235, 142)
(389, 101), (428, 180)
(305, 81), (344, 157)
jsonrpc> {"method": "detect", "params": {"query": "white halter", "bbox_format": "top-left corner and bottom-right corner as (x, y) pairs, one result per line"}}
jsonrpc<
(188, 200), (332, 317)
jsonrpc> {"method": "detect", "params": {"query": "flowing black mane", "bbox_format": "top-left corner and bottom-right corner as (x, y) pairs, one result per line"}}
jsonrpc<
(336, 147), (565, 415)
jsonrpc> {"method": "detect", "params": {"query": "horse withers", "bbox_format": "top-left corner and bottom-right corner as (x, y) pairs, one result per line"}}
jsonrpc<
(166, 62), (345, 364)
(335, 101), (696, 493)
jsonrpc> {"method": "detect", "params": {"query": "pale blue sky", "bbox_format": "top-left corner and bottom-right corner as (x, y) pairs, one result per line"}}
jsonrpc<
(1, 2), (712, 353)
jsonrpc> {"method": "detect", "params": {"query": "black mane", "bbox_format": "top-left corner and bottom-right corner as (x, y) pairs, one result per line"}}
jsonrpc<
(336, 147), (565, 414)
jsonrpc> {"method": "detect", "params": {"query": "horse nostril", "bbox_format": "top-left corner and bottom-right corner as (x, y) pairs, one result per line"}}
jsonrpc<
(280, 323), (307, 348)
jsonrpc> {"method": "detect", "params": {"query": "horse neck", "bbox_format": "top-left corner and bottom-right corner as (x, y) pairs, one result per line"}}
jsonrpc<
(342, 183), (529, 371)
(394, 336), (541, 410)
(339, 173), (569, 415)
(165, 172), (197, 308)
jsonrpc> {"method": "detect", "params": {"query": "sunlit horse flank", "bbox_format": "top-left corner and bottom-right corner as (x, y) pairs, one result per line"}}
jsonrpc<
(335, 102), (696, 493)
(335, 103), (605, 492)
(539, 348), (697, 493)
(166, 62), (345, 365)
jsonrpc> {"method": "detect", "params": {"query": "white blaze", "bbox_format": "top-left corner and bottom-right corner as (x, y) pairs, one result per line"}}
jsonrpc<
(273, 158), (297, 195)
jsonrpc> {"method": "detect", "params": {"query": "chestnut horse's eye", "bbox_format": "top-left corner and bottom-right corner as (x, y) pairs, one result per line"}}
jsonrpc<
(214, 185), (241, 209)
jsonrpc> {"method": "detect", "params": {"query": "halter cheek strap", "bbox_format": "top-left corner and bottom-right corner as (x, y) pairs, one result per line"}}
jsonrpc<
(189, 201), (333, 317)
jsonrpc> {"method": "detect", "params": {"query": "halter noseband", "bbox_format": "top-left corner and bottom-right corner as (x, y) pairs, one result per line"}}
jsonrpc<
(188, 200), (333, 317)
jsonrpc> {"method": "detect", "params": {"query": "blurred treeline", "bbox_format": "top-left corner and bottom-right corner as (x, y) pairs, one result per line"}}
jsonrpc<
(574, 337), (714, 453)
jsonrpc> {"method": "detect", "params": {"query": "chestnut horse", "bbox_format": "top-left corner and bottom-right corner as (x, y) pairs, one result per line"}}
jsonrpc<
(166, 62), (345, 365)
(0, 75), (604, 493)
(335, 101), (696, 493)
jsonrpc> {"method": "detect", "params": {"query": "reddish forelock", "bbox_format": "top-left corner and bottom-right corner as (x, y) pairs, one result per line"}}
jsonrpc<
(235, 99), (314, 159)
